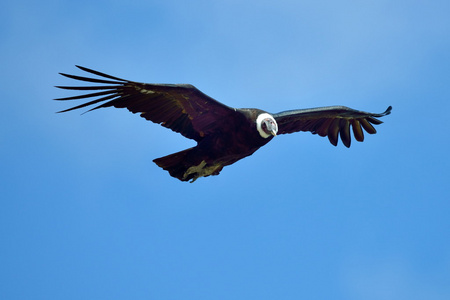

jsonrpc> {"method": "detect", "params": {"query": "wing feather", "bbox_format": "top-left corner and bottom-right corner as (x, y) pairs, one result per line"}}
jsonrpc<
(351, 119), (364, 142)
(339, 119), (351, 147)
(55, 66), (237, 141)
(316, 118), (334, 137)
(359, 118), (377, 134)
(328, 119), (340, 146)
(273, 106), (391, 147)
(55, 90), (117, 101)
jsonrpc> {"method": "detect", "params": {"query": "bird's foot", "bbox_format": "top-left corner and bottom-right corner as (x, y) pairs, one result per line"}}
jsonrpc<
(183, 161), (222, 183)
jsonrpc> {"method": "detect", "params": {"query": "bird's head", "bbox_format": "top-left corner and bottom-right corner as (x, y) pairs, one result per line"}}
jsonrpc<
(256, 113), (278, 138)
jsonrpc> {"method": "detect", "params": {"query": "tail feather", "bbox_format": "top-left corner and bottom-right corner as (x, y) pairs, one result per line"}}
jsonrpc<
(154, 148), (228, 182)
(153, 148), (198, 182)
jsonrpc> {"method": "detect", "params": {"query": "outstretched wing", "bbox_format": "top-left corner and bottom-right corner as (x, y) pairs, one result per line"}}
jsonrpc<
(55, 66), (237, 141)
(272, 106), (392, 147)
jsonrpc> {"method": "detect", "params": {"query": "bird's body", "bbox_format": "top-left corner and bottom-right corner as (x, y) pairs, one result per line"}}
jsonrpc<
(56, 66), (392, 182)
(153, 108), (273, 182)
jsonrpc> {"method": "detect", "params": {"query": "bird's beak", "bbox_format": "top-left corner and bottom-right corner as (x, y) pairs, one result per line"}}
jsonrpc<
(271, 130), (277, 136)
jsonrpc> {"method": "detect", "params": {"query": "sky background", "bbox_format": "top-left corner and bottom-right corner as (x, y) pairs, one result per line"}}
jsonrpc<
(1, 0), (450, 299)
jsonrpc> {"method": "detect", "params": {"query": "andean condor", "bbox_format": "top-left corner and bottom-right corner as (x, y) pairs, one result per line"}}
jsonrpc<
(56, 66), (392, 182)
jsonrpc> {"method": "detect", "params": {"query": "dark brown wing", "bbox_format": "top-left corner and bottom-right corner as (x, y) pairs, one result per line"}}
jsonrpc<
(55, 66), (237, 141)
(272, 106), (392, 147)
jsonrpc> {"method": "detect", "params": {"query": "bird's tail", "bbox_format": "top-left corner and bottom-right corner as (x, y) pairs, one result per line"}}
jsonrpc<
(153, 148), (204, 181)
(154, 147), (225, 182)
(153, 148), (194, 182)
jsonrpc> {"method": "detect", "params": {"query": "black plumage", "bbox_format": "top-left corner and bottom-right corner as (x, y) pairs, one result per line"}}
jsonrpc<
(55, 66), (392, 182)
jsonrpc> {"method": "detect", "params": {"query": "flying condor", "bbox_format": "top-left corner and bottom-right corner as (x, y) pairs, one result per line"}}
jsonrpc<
(55, 66), (392, 182)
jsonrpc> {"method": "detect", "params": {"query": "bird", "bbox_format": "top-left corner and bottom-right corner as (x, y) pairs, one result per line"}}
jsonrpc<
(55, 66), (392, 182)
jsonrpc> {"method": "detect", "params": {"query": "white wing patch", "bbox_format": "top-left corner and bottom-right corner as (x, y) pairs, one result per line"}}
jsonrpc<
(139, 88), (155, 94)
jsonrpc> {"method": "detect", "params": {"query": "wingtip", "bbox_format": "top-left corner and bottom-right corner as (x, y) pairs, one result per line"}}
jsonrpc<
(75, 65), (94, 73)
(383, 106), (393, 115)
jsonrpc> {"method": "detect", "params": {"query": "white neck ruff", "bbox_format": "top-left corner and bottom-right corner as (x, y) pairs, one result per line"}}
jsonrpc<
(256, 113), (277, 138)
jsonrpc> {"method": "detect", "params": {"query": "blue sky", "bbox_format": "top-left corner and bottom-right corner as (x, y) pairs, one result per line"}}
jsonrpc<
(1, 0), (450, 299)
